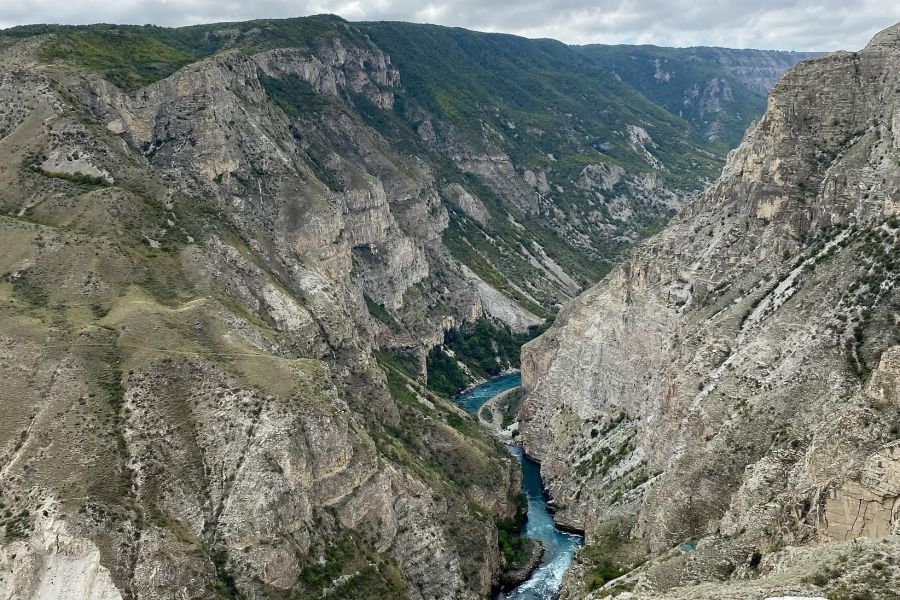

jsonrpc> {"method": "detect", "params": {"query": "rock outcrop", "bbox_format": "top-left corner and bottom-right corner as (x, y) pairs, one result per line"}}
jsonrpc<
(521, 23), (900, 599)
(575, 45), (820, 145)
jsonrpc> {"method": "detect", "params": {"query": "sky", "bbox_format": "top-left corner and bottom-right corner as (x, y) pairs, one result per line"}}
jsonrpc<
(1, 0), (899, 51)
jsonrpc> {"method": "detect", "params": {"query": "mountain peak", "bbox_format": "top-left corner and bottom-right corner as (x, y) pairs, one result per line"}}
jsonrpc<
(866, 21), (900, 50)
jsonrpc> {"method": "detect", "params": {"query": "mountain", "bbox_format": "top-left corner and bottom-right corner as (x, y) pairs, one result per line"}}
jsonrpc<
(0, 15), (810, 600)
(0, 19), (811, 326)
(520, 24), (900, 599)
(574, 45), (823, 146)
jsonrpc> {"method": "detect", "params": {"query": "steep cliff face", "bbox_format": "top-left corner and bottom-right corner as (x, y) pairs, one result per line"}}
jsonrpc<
(0, 19), (813, 352)
(0, 17), (810, 402)
(521, 25), (900, 599)
(361, 22), (725, 296)
(693, 46), (825, 95)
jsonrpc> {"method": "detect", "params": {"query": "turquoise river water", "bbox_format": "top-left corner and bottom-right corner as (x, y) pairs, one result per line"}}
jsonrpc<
(455, 373), (584, 600)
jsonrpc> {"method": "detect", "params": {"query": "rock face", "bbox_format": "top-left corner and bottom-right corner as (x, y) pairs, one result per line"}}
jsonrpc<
(1, 513), (124, 600)
(823, 441), (900, 540)
(521, 24), (900, 599)
(0, 19), (810, 353)
(703, 47), (824, 95)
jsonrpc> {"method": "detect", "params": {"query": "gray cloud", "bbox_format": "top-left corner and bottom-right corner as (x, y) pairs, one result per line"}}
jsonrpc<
(1, 0), (899, 51)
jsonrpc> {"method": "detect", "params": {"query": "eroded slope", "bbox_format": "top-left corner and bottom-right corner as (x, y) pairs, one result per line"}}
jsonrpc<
(0, 33), (520, 600)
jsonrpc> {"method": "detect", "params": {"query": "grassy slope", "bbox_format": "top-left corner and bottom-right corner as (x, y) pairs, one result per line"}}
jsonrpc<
(2, 15), (365, 90)
(360, 22), (724, 189)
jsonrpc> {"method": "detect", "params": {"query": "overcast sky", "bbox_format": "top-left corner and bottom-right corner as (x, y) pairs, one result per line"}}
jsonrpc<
(2, 1), (899, 51)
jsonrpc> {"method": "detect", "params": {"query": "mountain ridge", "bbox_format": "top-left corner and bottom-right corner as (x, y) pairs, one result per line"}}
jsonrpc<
(520, 23), (900, 599)
(0, 15), (812, 376)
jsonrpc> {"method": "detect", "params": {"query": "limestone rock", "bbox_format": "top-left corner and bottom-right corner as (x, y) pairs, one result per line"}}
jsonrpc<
(0, 512), (123, 600)
(521, 22), (900, 597)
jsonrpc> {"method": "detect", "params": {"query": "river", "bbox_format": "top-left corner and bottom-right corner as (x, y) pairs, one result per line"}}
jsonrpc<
(455, 373), (584, 600)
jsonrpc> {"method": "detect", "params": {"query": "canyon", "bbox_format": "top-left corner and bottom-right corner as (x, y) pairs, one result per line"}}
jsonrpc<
(0, 12), (891, 600)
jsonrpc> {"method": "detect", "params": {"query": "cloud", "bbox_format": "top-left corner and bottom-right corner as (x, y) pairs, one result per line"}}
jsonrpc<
(1, 0), (899, 51)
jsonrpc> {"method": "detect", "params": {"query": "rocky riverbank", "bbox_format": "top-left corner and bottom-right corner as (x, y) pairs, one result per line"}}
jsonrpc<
(498, 540), (545, 593)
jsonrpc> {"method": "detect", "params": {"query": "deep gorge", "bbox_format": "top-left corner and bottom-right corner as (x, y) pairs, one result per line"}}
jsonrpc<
(1, 12), (896, 600)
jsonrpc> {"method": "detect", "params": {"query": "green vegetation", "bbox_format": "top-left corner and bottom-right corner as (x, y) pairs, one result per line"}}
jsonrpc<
(365, 294), (402, 331)
(591, 581), (637, 598)
(3, 509), (31, 541)
(426, 319), (546, 398)
(443, 319), (535, 376)
(209, 548), (240, 599)
(350, 90), (606, 312)
(425, 346), (470, 398)
(294, 535), (409, 600)
(36, 26), (201, 90)
(373, 348), (522, 591)
(596, 411), (628, 437)
(807, 564), (843, 587)
(348, 22), (749, 316)
(375, 352), (507, 490)
(574, 45), (778, 148)
(360, 22), (723, 189)
(381, 362), (421, 409)
(374, 348), (420, 381)
(260, 73), (327, 116)
(9, 269), (49, 306)
(580, 525), (628, 591)
(6, 15), (370, 91)
(442, 221), (555, 318)
(38, 170), (109, 186)
(496, 493), (530, 564)
(498, 387), (527, 429)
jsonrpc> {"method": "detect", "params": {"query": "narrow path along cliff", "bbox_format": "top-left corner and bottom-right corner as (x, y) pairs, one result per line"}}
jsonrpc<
(456, 373), (584, 599)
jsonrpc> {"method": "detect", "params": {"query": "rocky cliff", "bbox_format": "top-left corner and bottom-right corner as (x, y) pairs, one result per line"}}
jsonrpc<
(2, 18), (808, 345)
(521, 24), (900, 600)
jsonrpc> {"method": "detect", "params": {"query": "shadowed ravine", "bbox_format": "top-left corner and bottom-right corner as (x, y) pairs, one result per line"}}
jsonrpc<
(456, 374), (584, 599)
